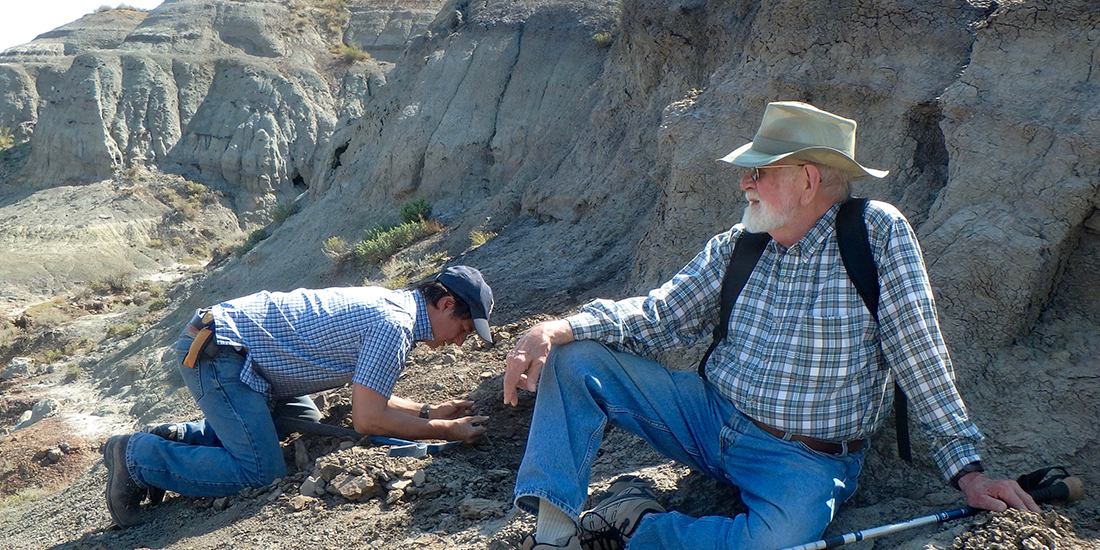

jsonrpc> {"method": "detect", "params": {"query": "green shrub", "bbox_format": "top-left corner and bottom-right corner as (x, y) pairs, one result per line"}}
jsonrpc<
(399, 199), (432, 224)
(0, 127), (14, 153)
(147, 297), (170, 312)
(470, 230), (497, 247)
(64, 365), (83, 382)
(339, 43), (371, 63)
(355, 221), (426, 264)
(107, 323), (138, 339)
(237, 228), (269, 256)
(272, 201), (300, 224)
(43, 348), (63, 363)
(593, 32), (613, 48)
(322, 236), (351, 259)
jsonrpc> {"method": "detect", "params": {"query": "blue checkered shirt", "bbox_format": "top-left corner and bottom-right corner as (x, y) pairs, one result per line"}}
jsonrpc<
(209, 287), (433, 400)
(567, 201), (983, 483)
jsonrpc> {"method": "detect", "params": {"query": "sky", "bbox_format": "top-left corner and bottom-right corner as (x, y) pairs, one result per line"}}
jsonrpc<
(0, 1), (165, 53)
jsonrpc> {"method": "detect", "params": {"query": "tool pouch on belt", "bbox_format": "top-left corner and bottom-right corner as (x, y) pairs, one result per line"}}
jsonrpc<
(183, 309), (221, 368)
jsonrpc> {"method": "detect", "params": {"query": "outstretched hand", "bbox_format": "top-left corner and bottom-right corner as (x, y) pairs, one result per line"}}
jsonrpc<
(502, 319), (574, 406)
(428, 399), (477, 420)
(958, 472), (1042, 513)
(443, 415), (489, 444)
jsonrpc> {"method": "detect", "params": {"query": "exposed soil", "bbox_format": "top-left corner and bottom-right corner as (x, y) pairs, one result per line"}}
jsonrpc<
(0, 313), (1097, 550)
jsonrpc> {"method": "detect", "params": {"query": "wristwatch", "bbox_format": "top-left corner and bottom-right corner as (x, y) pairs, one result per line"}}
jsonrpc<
(951, 461), (985, 489)
(419, 403), (431, 419)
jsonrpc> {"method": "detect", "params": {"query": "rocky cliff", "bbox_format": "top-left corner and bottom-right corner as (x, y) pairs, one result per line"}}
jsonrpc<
(0, 0), (1098, 544)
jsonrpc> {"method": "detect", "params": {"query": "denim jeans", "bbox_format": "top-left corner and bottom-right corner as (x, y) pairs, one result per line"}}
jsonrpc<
(514, 341), (864, 550)
(123, 329), (299, 497)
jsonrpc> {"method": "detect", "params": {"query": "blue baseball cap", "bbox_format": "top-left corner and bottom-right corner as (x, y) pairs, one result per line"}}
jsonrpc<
(436, 265), (494, 343)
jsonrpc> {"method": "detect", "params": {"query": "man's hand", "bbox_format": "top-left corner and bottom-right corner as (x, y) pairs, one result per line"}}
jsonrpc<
(427, 399), (477, 420)
(958, 471), (1042, 513)
(503, 319), (574, 406)
(439, 415), (489, 444)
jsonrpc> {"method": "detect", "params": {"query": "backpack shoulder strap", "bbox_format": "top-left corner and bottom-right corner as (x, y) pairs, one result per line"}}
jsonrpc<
(836, 198), (879, 319)
(697, 231), (770, 379)
(836, 198), (912, 462)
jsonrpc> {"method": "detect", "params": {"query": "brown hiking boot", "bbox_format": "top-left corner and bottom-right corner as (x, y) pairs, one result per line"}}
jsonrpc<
(579, 477), (665, 550)
(103, 434), (145, 527)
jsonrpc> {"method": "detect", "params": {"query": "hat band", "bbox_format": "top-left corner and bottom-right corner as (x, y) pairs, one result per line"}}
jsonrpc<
(752, 134), (855, 158)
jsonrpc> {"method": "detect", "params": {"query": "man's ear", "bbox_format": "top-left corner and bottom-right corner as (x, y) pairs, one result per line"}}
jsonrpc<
(800, 163), (822, 206)
(433, 295), (456, 312)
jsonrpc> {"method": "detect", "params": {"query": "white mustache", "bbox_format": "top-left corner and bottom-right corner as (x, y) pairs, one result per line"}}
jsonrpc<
(745, 191), (760, 202)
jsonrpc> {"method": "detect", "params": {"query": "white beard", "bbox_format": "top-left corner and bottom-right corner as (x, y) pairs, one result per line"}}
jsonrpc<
(741, 194), (795, 233)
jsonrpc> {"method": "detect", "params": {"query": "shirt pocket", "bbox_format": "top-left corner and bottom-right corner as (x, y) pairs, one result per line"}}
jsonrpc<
(788, 314), (864, 387)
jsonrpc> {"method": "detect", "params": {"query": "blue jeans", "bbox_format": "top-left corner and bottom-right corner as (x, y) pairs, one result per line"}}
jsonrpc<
(514, 341), (864, 550)
(123, 330), (301, 497)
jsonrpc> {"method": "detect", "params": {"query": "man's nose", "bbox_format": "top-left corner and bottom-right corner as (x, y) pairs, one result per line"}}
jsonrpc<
(739, 170), (755, 191)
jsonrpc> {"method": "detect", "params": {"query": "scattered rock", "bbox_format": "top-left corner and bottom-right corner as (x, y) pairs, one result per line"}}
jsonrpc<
(330, 473), (380, 502)
(458, 497), (506, 520)
(288, 495), (315, 512)
(14, 399), (60, 430)
(3, 357), (36, 381)
(301, 475), (326, 497)
(213, 498), (229, 510)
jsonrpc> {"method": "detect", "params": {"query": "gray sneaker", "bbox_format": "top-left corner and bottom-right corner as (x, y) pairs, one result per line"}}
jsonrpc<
(518, 533), (582, 550)
(579, 477), (665, 550)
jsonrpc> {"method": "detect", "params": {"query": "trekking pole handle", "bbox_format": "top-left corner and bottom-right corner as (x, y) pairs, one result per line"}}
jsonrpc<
(1027, 476), (1085, 504)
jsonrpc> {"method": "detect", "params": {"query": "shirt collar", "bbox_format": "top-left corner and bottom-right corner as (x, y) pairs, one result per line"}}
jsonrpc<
(410, 290), (434, 342)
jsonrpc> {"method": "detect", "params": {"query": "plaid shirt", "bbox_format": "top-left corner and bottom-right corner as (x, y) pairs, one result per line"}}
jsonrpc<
(209, 287), (433, 400)
(567, 201), (982, 483)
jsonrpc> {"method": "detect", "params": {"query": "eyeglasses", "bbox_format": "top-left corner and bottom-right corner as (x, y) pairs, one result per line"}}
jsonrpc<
(748, 164), (806, 181)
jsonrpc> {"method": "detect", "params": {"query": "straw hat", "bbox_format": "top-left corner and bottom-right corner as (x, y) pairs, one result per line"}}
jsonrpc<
(718, 101), (888, 179)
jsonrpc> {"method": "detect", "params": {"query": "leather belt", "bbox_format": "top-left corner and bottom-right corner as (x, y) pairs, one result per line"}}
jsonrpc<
(751, 419), (864, 456)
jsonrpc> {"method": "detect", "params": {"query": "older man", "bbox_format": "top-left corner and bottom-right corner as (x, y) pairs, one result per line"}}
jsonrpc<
(503, 102), (1039, 550)
(103, 266), (495, 527)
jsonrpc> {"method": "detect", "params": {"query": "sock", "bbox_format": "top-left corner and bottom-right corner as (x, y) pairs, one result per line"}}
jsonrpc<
(536, 499), (577, 545)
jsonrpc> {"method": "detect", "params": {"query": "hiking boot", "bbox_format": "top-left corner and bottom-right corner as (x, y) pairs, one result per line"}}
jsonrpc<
(103, 434), (145, 527)
(579, 477), (665, 550)
(141, 424), (181, 505)
(518, 533), (582, 550)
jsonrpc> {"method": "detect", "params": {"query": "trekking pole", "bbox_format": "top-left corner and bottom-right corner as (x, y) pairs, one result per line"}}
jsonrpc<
(780, 475), (1084, 550)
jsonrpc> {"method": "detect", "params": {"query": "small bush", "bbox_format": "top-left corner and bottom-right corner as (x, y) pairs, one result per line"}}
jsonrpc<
(64, 365), (83, 382)
(339, 43), (371, 63)
(272, 201), (300, 224)
(356, 221), (426, 264)
(593, 32), (613, 48)
(470, 230), (497, 247)
(124, 165), (141, 182)
(147, 238), (165, 249)
(322, 236), (351, 259)
(147, 297), (170, 312)
(400, 199), (432, 224)
(237, 228), (269, 256)
(43, 348), (63, 363)
(106, 323), (138, 339)
(0, 127), (14, 153)
(103, 272), (133, 294)
(21, 303), (71, 328)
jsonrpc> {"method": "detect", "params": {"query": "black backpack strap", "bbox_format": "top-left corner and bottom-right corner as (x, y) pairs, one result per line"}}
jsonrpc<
(836, 199), (911, 462)
(836, 199), (879, 318)
(697, 231), (771, 380)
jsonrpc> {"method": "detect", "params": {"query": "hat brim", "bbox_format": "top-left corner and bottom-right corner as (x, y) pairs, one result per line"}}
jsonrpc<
(473, 318), (493, 344)
(718, 142), (889, 179)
